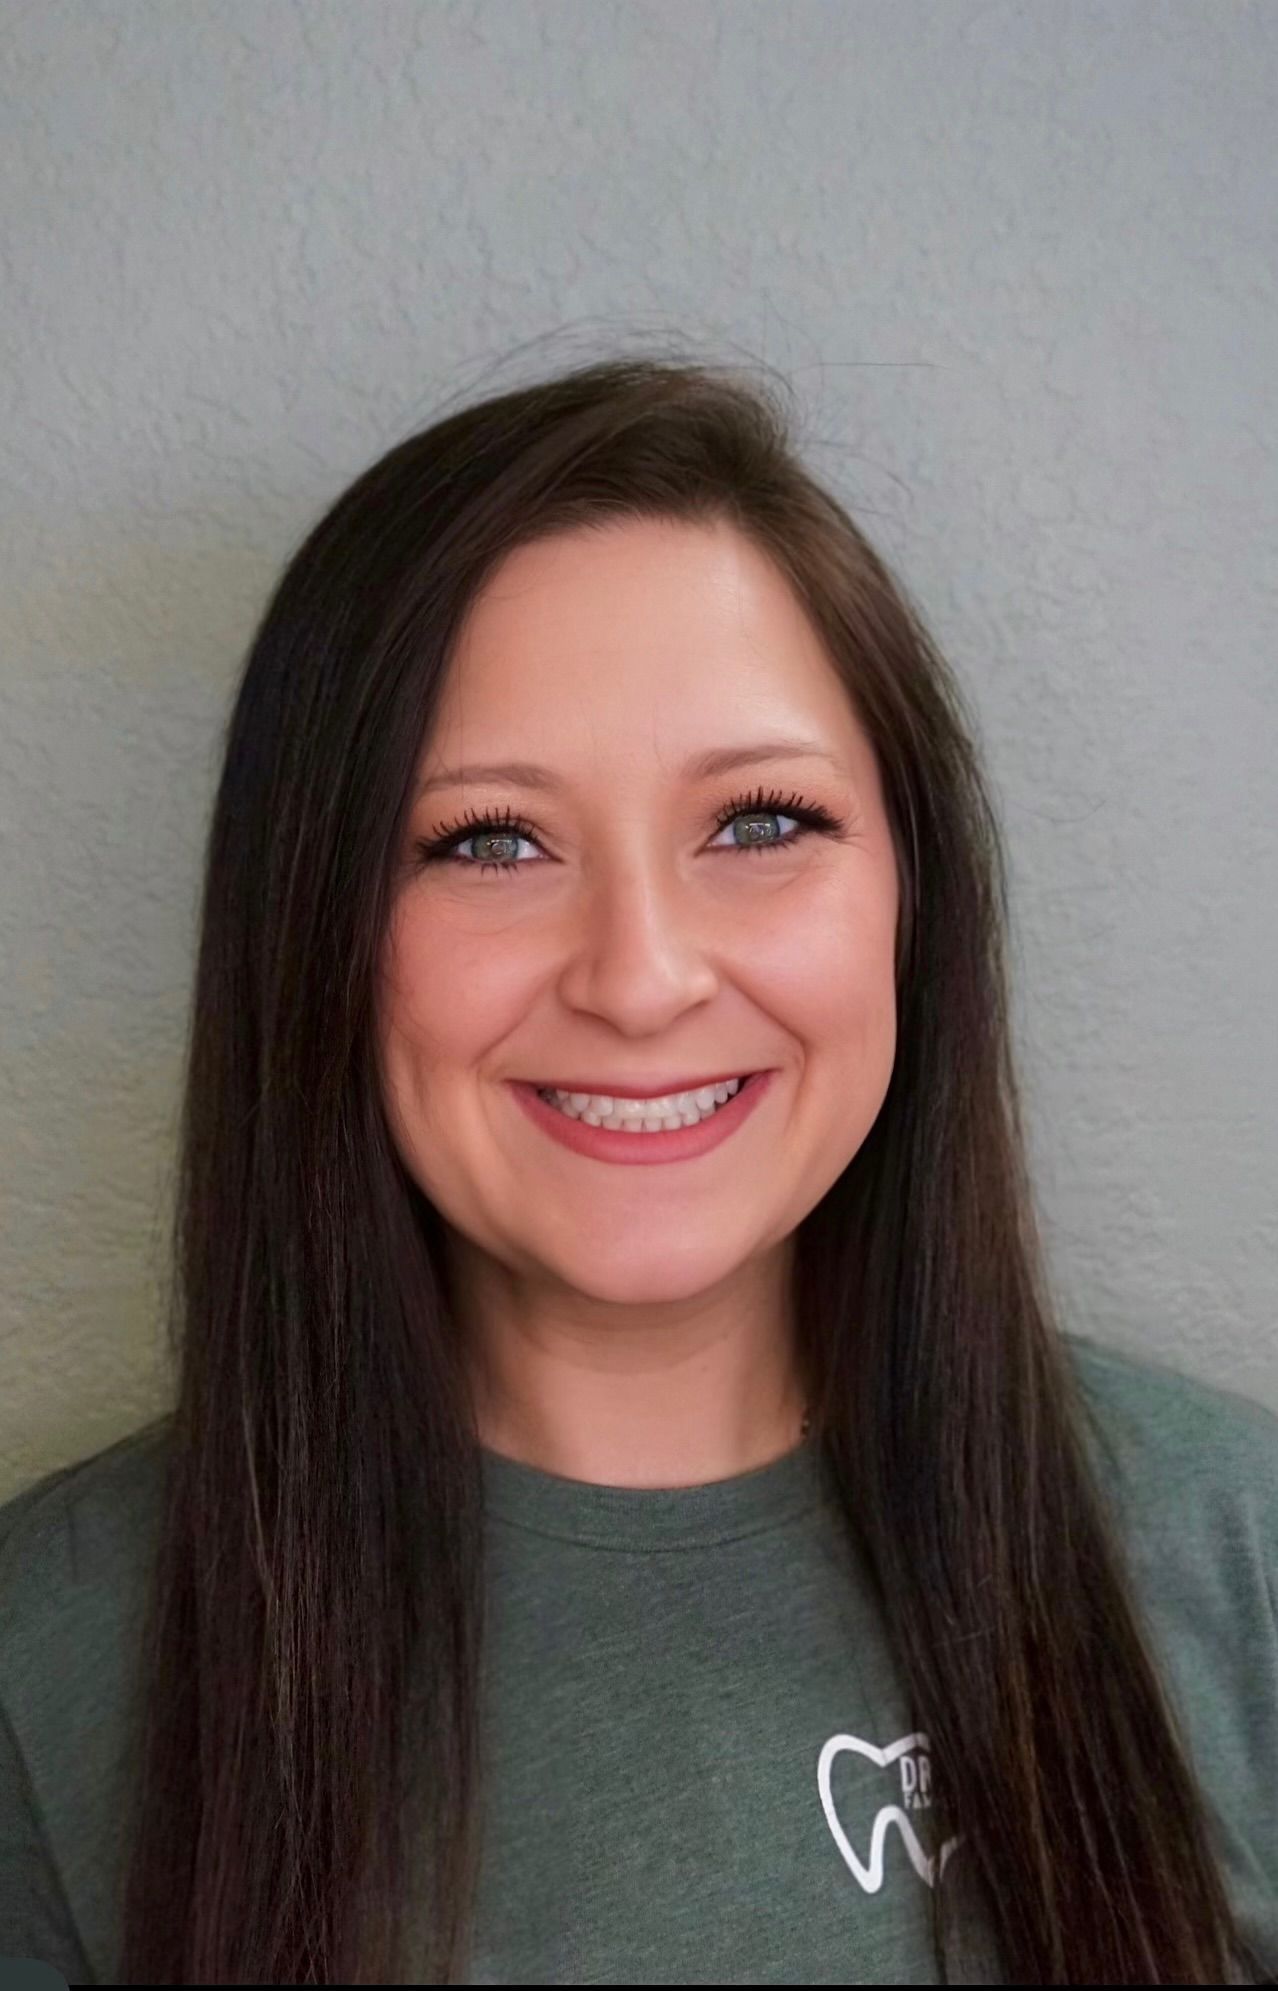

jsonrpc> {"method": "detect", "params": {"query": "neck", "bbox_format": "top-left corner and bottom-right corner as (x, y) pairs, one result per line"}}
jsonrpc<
(452, 1236), (808, 1488)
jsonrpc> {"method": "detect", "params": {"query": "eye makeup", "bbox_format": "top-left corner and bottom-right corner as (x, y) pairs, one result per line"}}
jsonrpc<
(415, 784), (849, 877)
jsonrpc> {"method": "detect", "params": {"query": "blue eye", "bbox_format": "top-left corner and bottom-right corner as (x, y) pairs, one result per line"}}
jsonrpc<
(414, 785), (848, 877)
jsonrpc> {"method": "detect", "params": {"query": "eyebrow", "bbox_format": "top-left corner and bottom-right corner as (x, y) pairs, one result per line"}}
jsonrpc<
(415, 737), (848, 799)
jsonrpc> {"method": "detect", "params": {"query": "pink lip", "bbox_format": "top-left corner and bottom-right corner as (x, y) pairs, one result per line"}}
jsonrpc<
(508, 1070), (774, 1166)
(518, 1069), (764, 1097)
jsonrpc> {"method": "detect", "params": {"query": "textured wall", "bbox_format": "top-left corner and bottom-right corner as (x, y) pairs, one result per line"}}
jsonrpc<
(2, 0), (1275, 1501)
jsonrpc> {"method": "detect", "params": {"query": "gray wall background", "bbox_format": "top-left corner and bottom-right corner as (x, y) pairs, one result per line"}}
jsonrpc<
(2, 0), (1274, 1502)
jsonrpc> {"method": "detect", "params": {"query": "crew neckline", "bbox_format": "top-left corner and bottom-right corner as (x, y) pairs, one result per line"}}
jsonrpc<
(478, 1432), (830, 1550)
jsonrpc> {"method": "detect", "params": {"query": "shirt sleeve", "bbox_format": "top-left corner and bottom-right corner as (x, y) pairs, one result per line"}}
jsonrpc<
(0, 1695), (93, 1986)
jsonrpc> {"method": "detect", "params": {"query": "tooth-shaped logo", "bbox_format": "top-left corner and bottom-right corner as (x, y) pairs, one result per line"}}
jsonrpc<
(818, 1730), (962, 1894)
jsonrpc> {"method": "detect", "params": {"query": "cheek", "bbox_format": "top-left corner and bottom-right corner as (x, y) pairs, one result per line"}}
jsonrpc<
(751, 872), (898, 1057)
(381, 901), (535, 1062)
(381, 856), (899, 1082)
(768, 890), (899, 1204)
(376, 902), (547, 1191)
(377, 909), (458, 1156)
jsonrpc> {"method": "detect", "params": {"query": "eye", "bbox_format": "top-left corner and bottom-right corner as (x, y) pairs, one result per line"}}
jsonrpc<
(414, 806), (543, 876)
(413, 786), (849, 878)
(709, 786), (847, 853)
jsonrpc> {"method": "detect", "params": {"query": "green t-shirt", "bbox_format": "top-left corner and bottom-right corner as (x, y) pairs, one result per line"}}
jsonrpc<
(1, 1332), (1275, 1985)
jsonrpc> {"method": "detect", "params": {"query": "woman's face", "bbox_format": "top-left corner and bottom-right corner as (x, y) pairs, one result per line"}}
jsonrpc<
(378, 515), (899, 1317)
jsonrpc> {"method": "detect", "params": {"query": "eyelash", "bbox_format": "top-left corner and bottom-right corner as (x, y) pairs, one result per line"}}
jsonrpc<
(414, 785), (848, 877)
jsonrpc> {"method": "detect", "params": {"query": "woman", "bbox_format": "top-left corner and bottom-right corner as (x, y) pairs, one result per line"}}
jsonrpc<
(0, 353), (1274, 1985)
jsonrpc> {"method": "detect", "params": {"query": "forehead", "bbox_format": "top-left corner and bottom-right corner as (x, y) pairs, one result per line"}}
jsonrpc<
(427, 516), (869, 772)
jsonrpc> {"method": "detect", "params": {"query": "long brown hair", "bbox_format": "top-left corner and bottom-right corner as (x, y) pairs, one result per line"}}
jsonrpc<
(117, 346), (1266, 1983)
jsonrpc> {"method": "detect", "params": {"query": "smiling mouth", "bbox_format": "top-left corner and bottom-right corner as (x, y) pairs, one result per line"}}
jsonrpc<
(525, 1073), (761, 1127)
(516, 1070), (762, 1102)
(509, 1069), (774, 1152)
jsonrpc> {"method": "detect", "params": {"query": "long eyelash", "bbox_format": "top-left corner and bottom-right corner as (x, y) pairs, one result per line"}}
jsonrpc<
(415, 785), (849, 874)
(710, 785), (845, 837)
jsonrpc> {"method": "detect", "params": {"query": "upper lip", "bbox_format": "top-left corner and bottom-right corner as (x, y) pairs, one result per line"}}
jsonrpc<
(518, 1070), (762, 1097)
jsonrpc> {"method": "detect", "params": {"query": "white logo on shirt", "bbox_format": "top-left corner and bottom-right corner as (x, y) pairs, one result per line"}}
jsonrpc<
(818, 1730), (961, 1893)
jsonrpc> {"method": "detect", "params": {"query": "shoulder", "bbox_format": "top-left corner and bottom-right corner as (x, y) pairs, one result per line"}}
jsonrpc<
(1061, 1332), (1278, 1959)
(0, 1422), (173, 1985)
(1063, 1331), (1278, 1517)
(0, 1417), (172, 1717)
(0, 1418), (172, 1607)
(1063, 1326), (1278, 1443)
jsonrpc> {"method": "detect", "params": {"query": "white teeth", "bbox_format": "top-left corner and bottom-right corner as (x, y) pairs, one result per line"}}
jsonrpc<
(539, 1076), (747, 1130)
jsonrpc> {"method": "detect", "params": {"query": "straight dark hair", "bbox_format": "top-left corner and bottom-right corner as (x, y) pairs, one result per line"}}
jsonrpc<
(117, 348), (1267, 1983)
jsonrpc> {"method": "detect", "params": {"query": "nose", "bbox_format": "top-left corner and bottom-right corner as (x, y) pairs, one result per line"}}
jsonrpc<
(552, 858), (725, 1032)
